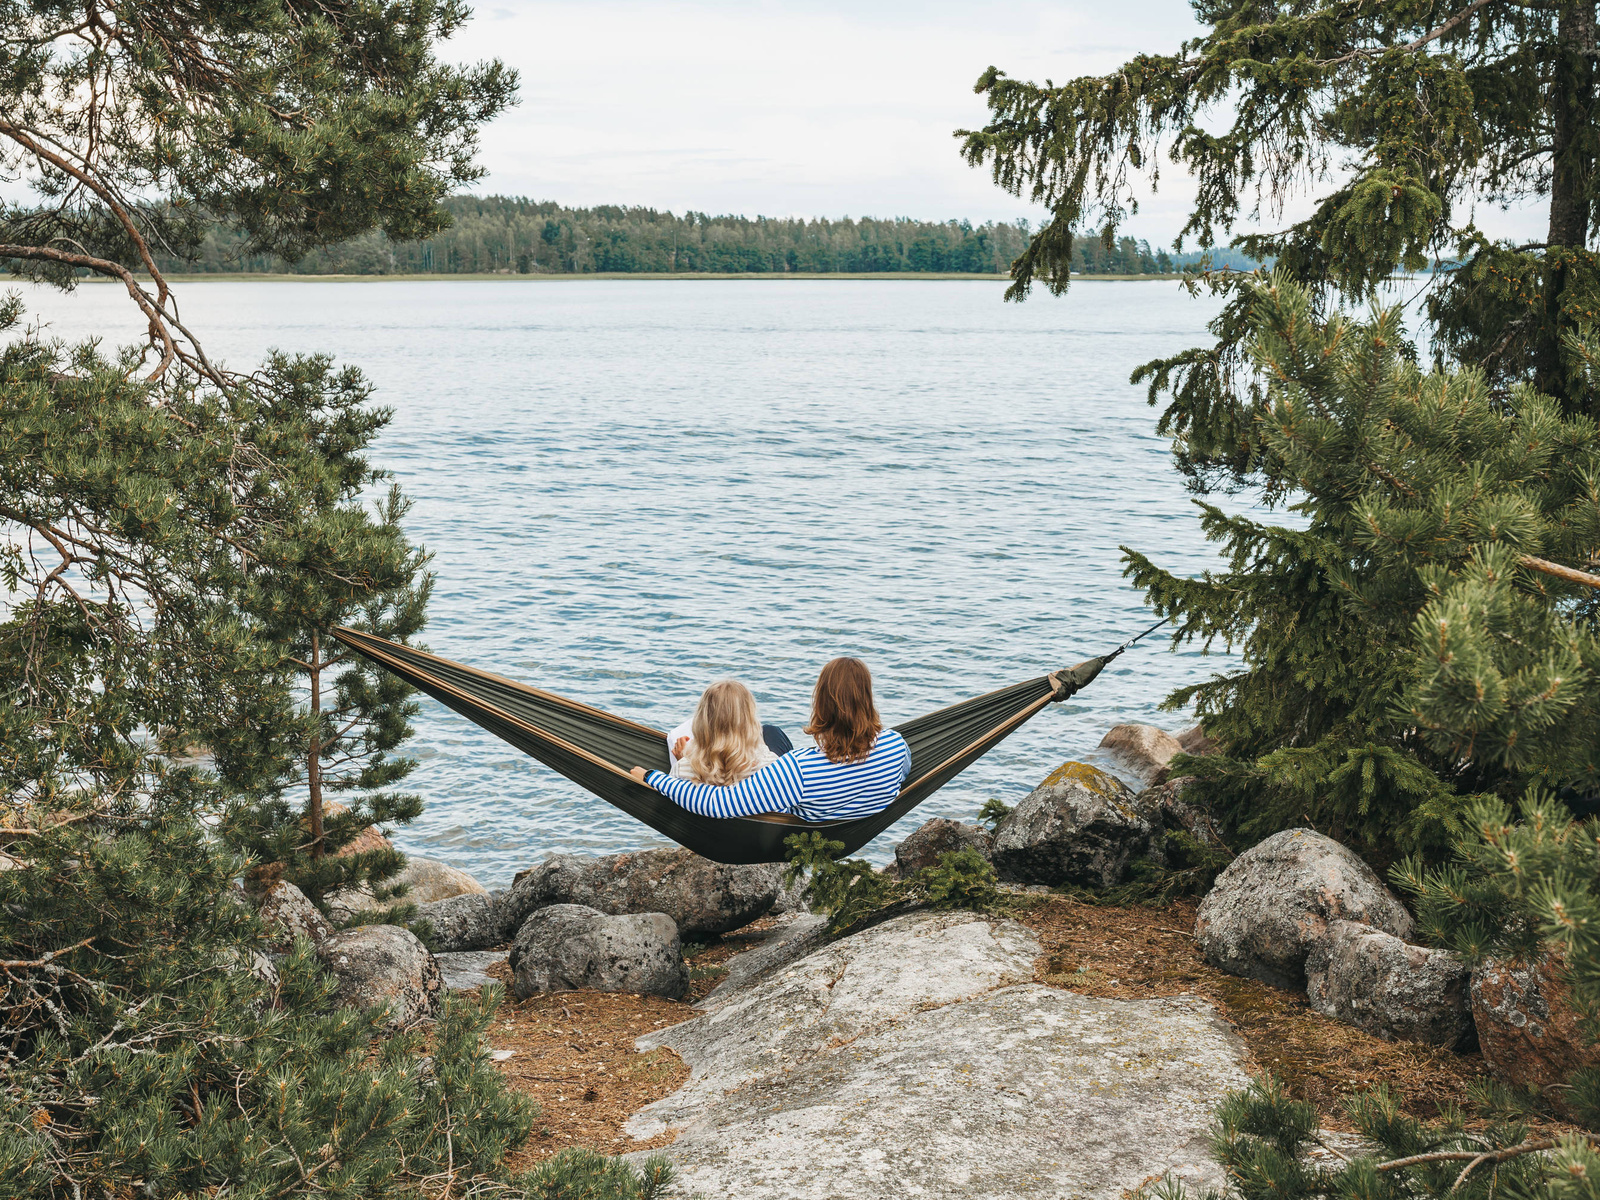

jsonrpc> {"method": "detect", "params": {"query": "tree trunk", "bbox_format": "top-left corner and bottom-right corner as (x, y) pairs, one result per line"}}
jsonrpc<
(1537, 0), (1598, 402)
(308, 631), (324, 860)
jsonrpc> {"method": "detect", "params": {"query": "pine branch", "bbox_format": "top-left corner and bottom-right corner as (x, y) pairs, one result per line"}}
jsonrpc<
(0, 937), (95, 970)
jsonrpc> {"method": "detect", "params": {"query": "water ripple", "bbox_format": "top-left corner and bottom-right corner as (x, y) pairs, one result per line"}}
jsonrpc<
(24, 278), (1240, 887)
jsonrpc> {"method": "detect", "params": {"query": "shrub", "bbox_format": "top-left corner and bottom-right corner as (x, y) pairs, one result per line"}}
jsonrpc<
(0, 796), (532, 1197)
(515, 1148), (676, 1200)
(783, 833), (1001, 935)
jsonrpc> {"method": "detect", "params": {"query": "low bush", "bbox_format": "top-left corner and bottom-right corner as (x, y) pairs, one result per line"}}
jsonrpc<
(1153, 1074), (1569, 1199)
(515, 1148), (675, 1200)
(0, 795), (533, 1197)
(783, 833), (1000, 934)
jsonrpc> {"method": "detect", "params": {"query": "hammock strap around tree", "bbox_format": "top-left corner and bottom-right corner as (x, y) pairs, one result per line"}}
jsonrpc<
(329, 625), (1139, 864)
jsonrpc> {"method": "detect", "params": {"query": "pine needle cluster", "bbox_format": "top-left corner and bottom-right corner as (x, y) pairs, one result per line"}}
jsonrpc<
(1154, 1074), (1583, 1200)
(1397, 792), (1600, 1128)
(0, 788), (534, 1197)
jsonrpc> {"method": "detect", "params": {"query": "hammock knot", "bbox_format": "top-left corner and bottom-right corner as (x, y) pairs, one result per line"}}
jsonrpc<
(1048, 655), (1108, 701)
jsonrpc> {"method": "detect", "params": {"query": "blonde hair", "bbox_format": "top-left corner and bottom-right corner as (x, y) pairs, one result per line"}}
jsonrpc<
(681, 680), (766, 786)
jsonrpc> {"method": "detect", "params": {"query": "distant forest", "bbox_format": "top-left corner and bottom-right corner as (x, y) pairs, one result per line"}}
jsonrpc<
(150, 197), (1257, 277)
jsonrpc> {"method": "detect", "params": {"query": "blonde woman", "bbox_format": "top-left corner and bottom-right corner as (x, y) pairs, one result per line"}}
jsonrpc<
(667, 679), (791, 785)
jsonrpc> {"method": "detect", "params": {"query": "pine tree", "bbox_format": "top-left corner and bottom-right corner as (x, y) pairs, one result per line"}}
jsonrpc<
(0, 779), (533, 1197)
(1399, 793), (1600, 1123)
(1114, 277), (1600, 860)
(1158, 1073), (1575, 1198)
(1, 3), (533, 1195)
(1, 1), (515, 924)
(960, 0), (1600, 420)
(211, 354), (436, 917)
(0, 314), (535, 1194)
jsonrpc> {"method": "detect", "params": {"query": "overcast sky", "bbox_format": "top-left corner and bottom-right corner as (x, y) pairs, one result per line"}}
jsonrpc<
(450, 0), (1207, 238)
(447, 0), (1547, 247)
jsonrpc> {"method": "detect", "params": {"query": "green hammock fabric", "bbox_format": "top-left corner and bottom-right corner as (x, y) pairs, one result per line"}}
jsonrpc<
(331, 626), (1109, 864)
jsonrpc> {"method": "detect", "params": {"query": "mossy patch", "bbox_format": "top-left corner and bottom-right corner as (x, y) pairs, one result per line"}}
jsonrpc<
(1040, 761), (1124, 796)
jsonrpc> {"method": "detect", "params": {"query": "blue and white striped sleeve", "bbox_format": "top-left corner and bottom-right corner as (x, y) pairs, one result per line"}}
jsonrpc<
(644, 754), (806, 818)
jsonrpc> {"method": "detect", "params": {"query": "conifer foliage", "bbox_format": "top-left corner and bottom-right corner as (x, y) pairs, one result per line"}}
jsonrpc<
(783, 832), (1000, 934)
(1122, 277), (1600, 858)
(960, 0), (1600, 416)
(960, 2), (1600, 861)
(1400, 793), (1600, 1125)
(0, 794), (533, 1196)
(1161, 1073), (1572, 1198)
(211, 357), (436, 916)
(0, 3), (543, 1196)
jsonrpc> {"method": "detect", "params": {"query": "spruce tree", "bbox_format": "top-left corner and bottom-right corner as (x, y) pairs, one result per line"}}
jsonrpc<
(960, 0), (1600, 417)
(1115, 277), (1600, 858)
(961, 5), (1600, 856)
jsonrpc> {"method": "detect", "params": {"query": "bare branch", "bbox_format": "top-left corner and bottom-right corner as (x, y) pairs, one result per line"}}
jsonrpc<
(1521, 553), (1600, 590)
(0, 243), (177, 379)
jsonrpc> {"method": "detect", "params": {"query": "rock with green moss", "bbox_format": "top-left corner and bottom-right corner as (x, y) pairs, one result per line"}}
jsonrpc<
(893, 817), (991, 875)
(989, 761), (1160, 889)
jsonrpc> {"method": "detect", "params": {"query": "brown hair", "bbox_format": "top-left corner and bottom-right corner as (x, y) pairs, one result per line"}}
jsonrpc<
(803, 657), (882, 764)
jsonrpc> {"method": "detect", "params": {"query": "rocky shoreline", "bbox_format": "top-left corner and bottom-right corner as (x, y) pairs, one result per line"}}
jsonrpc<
(236, 721), (1584, 1195)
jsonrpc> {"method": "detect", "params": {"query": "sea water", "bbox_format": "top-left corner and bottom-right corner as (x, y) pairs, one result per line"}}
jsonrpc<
(20, 278), (1243, 887)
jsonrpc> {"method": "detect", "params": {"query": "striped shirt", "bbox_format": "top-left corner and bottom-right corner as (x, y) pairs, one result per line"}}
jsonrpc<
(645, 729), (912, 821)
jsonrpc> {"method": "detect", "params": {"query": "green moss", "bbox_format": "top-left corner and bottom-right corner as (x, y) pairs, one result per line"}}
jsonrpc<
(1040, 761), (1123, 795)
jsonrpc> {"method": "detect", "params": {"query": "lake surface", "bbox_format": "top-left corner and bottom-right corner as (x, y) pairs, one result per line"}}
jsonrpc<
(21, 278), (1240, 887)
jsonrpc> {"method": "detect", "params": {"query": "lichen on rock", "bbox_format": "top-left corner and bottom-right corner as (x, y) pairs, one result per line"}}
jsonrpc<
(1195, 827), (1413, 989)
(625, 910), (1249, 1199)
(989, 760), (1160, 889)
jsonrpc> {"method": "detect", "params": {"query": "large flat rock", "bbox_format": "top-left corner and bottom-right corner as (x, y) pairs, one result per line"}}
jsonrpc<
(625, 911), (1249, 1198)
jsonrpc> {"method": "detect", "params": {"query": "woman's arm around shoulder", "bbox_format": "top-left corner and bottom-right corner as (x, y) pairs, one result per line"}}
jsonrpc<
(632, 754), (805, 819)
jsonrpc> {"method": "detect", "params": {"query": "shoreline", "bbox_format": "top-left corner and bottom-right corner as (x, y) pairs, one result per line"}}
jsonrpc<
(104, 271), (1190, 284)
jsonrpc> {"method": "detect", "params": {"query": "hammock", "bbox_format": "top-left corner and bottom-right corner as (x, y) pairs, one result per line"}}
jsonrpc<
(331, 626), (1143, 864)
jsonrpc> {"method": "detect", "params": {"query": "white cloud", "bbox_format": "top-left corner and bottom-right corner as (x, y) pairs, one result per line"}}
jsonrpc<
(0, 2), (1550, 248)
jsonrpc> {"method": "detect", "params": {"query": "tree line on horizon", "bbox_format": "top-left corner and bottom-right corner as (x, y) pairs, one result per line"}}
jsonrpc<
(149, 196), (1236, 277)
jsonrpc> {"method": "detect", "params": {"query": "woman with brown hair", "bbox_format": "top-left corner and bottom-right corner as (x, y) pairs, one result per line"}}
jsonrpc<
(630, 657), (910, 821)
